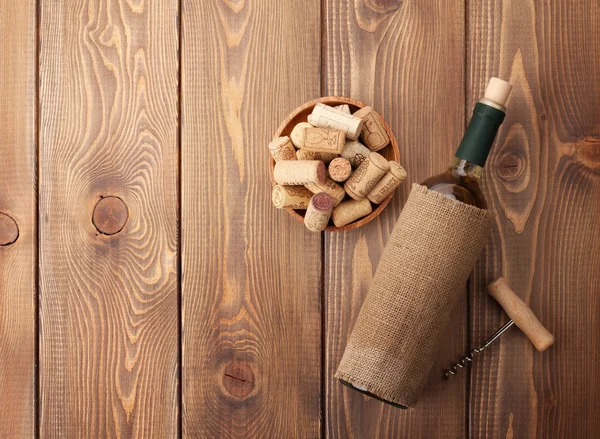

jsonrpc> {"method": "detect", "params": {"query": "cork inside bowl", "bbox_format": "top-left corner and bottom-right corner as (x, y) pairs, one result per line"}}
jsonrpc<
(270, 97), (400, 232)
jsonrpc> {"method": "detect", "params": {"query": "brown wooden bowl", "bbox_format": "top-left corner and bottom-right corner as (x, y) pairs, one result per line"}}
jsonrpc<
(270, 96), (400, 231)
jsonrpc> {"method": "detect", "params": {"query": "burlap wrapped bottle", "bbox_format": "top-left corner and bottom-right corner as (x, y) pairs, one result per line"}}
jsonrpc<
(335, 184), (495, 408)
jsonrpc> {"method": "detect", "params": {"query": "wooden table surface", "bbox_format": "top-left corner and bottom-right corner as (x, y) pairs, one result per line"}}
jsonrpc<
(1, 0), (598, 438)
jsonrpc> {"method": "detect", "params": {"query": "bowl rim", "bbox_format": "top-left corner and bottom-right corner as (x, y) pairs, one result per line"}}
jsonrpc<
(270, 96), (400, 232)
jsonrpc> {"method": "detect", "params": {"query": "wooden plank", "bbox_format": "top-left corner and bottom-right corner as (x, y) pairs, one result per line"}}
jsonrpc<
(180, 1), (322, 437)
(469, 1), (600, 438)
(323, 0), (467, 437)
(38, 0), (179, 436)
(0, 1), (37, 437)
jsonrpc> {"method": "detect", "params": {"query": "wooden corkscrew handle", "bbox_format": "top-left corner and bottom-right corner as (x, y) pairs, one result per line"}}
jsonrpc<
(488, 277), (555, 351)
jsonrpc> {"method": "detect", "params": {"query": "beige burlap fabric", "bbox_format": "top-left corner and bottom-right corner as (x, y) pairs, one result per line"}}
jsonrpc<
(335, 184), (495, 407)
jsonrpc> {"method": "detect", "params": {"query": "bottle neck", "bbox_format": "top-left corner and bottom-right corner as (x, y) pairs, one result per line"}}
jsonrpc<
(448, 156), (484, 182)
(454, 99), (506, 167)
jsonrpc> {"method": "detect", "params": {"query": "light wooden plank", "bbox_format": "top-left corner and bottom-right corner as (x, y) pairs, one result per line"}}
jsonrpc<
(180, 1), (323, 437)
(38, 0), (179, 436)
(469, 1), (600, 437)
(0, 1), (37, 437)
(323, 0), (468, 437)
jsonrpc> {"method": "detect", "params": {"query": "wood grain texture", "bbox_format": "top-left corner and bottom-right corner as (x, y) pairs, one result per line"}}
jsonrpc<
(181, 1), (322, 437)
(468, 1), (600, 438)
(323, 0), (468, 437)
(0, 1), (37, 437)
(0, 1), (597, 436)
(38, 0), (179, 437)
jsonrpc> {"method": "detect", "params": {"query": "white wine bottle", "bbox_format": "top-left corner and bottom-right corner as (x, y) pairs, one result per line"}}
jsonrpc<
(337, 78), (512, 409)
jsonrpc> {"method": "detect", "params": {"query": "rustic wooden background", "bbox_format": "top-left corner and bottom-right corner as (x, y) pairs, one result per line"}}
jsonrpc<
(0, 0), (598, 437)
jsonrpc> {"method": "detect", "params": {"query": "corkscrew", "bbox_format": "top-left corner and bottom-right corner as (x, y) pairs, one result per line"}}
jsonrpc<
(444, 320), (514, 379)
(444, 277), (555, 380)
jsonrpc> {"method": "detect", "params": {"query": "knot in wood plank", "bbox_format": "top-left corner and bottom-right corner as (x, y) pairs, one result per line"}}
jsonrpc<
(496, 150), (526, 181)
(364, 0), (402, 14)
(222, 362), (255, 399)
(92, 196), (129, 236)
(0, 212), (19, 246)
(494, 123), (531, 194)
(575, 137), (600, 172)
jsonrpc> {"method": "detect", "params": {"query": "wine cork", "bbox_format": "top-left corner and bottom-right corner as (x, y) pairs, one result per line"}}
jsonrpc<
(268, 136), (297, 162)
(304, 192), (334, 232)
(367, 161), (407, 204)
(308, 103), (364, 140)
(328, 157), (352, 182)
(344, 152), (390, 200)
(272, 185), (314, 209)
(274, 160), (326, 185)
(290, 122), (313, 148)
(341, 140), (371, 168)
(305, 178), (345, 206)
(335, 104), (351, 114)
(301, 127), (346, 154)
(296, 149), (338, 163)
(307, 114), (318, 126)
(353, 106), (390, 151)
(484, 77), (513, 107)
(331, 198), (373, 228)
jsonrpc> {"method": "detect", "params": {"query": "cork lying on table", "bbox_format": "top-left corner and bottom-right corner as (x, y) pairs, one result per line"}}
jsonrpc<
(304, 192), (334, 232)
(301, 127), (346, 154)
(305, 178), (345, 207)
(341, 140), (371, 168)
(334, 104), (351, 114)
(272, 185), (314, 209)
(353, 106), (390, 151)
(331, 198), (372, 227)
(308, 103), (364, 140)
(344, 152), (390, 200)
(268, 136), (296, 162)
(328, 157), (352, 182)
(296, 149), (338, 163)
(273, 160), (326, 185)
(367, 161), (407, 204)
(290, 122), (313, 148)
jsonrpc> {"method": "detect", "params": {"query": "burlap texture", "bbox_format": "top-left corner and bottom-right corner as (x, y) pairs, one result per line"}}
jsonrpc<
(335, 184), (495, 407)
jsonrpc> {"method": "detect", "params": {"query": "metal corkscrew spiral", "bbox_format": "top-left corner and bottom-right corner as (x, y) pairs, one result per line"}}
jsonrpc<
(444, 278), (555, 380)
(444, 320), (515, 379)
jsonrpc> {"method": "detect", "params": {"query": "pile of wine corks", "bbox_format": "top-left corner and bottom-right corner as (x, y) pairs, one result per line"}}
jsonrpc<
(270, 103), (407, 232)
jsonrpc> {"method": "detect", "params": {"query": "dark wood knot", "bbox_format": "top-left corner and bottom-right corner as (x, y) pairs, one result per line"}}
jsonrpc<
(92, 196), (129, 236)
(222, 361), (255, 399)
(496, 150), (526, 181)
(575, 137), (600, 172)
(364, 0), (402, 14)
(0, 212), (19, 246)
